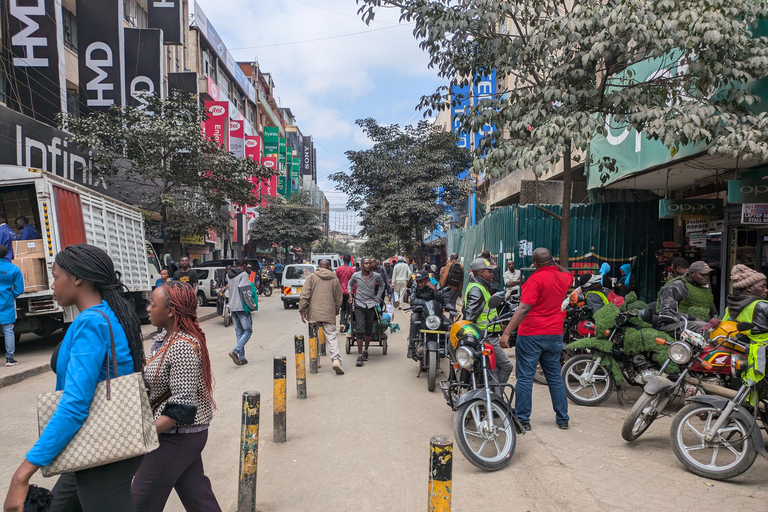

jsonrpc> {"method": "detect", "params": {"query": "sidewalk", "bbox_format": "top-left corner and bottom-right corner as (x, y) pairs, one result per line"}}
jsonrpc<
(1, 308), (220, 389)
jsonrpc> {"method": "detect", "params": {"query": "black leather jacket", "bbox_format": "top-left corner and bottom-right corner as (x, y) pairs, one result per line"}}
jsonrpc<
(409, 281), (445, 307)
(464, 276), (492, 323)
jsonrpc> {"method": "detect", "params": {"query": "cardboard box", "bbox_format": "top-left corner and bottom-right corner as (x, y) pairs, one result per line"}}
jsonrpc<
(12, 257), (47, 293)
(12, 239), (45, 258)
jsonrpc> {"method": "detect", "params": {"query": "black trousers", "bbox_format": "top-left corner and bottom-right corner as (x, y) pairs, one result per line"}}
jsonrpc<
(50, 455), (143, 512)
(132, 429), (221, 512)
(340, 294), (350, 326)
(354, 306), (376, 339)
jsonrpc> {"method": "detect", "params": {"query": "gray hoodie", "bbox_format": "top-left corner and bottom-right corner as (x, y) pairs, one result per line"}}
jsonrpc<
(228, 268), (251, 313)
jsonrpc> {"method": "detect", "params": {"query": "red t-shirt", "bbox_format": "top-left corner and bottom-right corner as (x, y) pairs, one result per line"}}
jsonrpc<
(518, 266), (573, 336)
(336, 265), (355, 294)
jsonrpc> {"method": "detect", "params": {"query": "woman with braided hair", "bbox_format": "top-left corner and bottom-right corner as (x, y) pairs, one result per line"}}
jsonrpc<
(4, 244), (145, 512)
(132, 281), (221, 511)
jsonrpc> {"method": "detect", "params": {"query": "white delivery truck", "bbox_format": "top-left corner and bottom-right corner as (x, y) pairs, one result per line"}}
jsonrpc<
(0, 167), (158, 335)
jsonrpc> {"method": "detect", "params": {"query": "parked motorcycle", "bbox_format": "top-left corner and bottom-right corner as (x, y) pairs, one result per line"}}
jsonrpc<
(258, 277), (273, 297)
(668, 322), (768, 480)
(561, 310), (665, 406)
(405, 297), (454, 392)
(440, 295), (526, 471)
(534, 305), (595, 384)
(217, 287), (231, 327)
(621, 319), (748, 442)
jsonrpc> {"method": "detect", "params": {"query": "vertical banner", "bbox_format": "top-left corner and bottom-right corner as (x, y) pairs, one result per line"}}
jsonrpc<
(204, 100), (228, 148)
(302, 136), (313, 176)
(124, 28), (164, 109)
(291, 160), (300, 193)
(450, 81), (471, 156)
(147, 0), (183, 45)
(229, 120), (245, 158)
(264, 127), (279, 155)
(3, 0), (67, 125)
(78, 0), (125, 112)
(244, 135), (262, 160)
(278, 137), (287, 170)
(261, 156), (278, 204)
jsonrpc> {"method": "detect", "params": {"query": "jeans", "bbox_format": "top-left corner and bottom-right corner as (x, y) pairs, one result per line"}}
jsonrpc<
(232, 311), (253, 359)
(514, 334), (569, 425)
(2, 323), (14, 359)
(50, 456), (143, 512)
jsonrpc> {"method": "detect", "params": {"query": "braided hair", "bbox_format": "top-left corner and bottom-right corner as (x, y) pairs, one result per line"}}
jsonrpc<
(55, 244), (145, 372)
(160, 281), (216, 408)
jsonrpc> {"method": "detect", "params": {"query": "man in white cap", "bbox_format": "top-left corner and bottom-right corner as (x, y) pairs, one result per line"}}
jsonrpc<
(657, 260), (718, 334)
(391, 257), (410, 309)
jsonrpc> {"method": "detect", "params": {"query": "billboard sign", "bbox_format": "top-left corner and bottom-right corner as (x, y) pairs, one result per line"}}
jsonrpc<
(124, 28), (164, 109)
(264, 127), (279, 155)
(229, 120), (245, 158)
(77, 0), (125, 112)
(204, 101), (228, 148)
(147, 0), (183, 45)
(244, 135), (262, 160)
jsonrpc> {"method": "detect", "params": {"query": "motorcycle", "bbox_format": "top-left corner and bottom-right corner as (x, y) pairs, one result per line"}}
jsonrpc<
(258, 277), (273, 297)
(669, 321), (768, 480)
(621, 318), (748, 442)
(440, 295), (526, 471)
(405, 297), (455, 392)
(534, 305), (595, 384)
(561, 310), (665, 406)
(217, 286), (231, 327)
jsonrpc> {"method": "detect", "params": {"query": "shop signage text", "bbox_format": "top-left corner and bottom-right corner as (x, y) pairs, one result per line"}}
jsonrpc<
(742, 203), (768, 224)
(728, 177), (768, 204)
(659, 199), (723, 219)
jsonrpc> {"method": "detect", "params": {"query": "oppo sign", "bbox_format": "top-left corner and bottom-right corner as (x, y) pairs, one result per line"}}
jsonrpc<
(728, 179), (768, 204)
(659, 199), (723, 219)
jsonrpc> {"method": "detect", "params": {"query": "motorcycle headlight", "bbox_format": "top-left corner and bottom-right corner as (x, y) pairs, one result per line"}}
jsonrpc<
(456, 346), (474, 369)
(668, 342), (693, 364)
(425, 315), (441, 330)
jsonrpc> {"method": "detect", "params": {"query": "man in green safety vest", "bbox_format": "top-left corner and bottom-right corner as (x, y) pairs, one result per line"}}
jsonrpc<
(464, 257), (514, 387)
(725, 264), (768, 397)
(657, 261), (718, 335)
(580, 274), (612, 314)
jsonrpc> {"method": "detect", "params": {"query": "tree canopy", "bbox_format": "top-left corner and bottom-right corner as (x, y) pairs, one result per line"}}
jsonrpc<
(248, 192), (323, 261)
(63, 91), (272, 250)
(357, 0), (768, 265)
(331, 118), (470, 260)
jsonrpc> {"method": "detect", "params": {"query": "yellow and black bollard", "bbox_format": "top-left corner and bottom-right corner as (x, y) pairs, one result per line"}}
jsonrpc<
(308, 323), (319, 374)
(273, 357), (287, 443)
(237, 391), (260, 512)
(428, 434), (452, 512)
(318, 324), (327, 356)
(294, 335), (307, 399)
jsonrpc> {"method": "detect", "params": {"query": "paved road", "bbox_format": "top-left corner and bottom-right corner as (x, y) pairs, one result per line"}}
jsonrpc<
(1, 295), (768, 511)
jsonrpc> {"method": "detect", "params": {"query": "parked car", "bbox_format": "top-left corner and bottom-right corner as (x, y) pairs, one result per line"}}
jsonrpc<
(281, 264), (316, 309)
(194, 267), (228, 307)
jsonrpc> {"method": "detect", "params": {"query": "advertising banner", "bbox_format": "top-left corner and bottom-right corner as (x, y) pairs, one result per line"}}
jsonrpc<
(659, 198), (723, 219)
(229, 120), (245, 158)
(180, 233), (205, 245)
(169, 72), (198, 97)
(742, 203), (768, 224)
(244, 135), (262, 160)
(277, 175), (288, 198)
(147, 0), (183, 45)
(78, 0), (125, 112)
(278, 137), (287, 169)
(3, 0), (67, 125)
(261, 155), (277, 172)
(264, 127), (279, 155)
(291, 160), (300, 193)
(728, 177), (768, 204)
(124, 28), (164, 108)
(204, 101), (228, 148)
(302, 136), (313, 175)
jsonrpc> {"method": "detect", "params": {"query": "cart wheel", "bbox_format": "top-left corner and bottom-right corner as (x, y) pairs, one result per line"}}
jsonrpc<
(345, 337), (351, 354)
(382, 336), (388, 355)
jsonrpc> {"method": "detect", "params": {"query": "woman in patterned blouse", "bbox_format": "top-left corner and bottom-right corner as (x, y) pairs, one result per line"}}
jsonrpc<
(132, 281), (221, 511)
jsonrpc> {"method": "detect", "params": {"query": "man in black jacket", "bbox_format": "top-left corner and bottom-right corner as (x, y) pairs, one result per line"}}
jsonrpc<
(407, 271), (445, 359)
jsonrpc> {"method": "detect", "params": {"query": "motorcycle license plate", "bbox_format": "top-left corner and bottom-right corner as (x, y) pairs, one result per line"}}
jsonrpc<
(294, 287), (302, 294)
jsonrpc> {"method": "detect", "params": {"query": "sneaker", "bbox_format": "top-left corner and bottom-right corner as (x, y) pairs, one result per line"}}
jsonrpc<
(5, 358), (19, 367)
(339, 324), (348, 333)
(240, 358), (248, 365)
(356, 356), (364, 367)
(520, 422), (532, 431)
(362, 351), (369, 361)
(333, 359), (344, 375)
(406, 346), (414, 359)
(558, 422), (569, 430)
(394, 300), (400, 308)
(229, 351), (244, 366)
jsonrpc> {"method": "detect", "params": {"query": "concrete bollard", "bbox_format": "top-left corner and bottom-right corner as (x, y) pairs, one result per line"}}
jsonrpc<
(318, 324), (327, 356)
(237, 391), (260, 512)
(308, 323), (319, 374)
(273, 357), (286, 443)
(294, 335), (307, 399)
(428, 435), (452, 512)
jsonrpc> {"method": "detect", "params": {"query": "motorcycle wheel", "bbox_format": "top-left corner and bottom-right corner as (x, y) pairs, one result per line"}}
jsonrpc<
(561, 354), (615, 406)
(262, 284), (273, 297)
(427, 351), (437, 392)
(223, 306), (231, 327)
(670, 402), (756, 480)
(621, 391), (667, 442)
(454, 398), (516, 471)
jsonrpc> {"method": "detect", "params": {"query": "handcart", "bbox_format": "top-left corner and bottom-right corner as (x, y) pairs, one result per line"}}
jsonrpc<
(345, 302), (392, 355)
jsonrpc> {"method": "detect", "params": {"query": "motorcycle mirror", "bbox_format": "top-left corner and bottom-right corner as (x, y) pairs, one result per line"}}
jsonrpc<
(736, 322), (754, 332)
(488, 295), (504, 309)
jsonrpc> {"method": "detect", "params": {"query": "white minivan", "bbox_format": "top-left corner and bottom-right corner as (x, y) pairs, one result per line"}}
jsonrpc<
(281, 264), (316, 309)
(310, 253), (342, 269)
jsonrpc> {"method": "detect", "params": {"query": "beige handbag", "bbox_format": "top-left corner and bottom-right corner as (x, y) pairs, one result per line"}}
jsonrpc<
(36, 311), (159, 477)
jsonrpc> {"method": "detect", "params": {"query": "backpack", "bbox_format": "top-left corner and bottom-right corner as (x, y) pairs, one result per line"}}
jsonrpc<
(606, 290), (625, 307)
(446, 262), (463, 287)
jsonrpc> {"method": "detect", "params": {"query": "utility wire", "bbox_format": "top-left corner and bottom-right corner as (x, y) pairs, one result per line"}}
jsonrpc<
(228, 23), (413, 51)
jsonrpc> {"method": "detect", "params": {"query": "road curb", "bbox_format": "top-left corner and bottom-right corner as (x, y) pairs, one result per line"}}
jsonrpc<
(0, 312), (221, 390)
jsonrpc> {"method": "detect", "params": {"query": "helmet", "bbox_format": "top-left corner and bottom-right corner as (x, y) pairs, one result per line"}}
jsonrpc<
(577, 319), (596, 337)
(449, 320), (480, 349)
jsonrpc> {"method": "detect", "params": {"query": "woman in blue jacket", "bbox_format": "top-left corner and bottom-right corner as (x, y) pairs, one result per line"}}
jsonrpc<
(4, 244), (145, 512)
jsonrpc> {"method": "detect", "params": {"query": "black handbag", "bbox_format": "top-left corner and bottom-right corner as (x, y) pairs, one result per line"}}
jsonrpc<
(24, 485), (52, 512)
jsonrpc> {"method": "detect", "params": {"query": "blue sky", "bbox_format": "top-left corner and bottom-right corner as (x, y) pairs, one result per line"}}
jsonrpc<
(195, 0), (444, 234)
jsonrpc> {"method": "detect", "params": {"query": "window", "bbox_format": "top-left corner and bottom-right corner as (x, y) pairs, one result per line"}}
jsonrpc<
(285, 266), (314, 280)
(124, 0), (147, 28)
(66, 89), (79, 118)
(62, 8), (77, 51)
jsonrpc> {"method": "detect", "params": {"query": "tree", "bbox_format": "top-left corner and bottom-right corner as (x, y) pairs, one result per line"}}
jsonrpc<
(331, 118), (471, 263)
(63, 91), (272, 253)
(248, 192), (323, 263)
(313, 237), (355, 256)
(357, 0), (768, 266)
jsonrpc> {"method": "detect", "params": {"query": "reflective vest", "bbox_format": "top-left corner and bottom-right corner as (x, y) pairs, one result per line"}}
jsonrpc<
(726, 300), (768, 402)
(586, 290), (608, 305)
(464, 282), (501, 333)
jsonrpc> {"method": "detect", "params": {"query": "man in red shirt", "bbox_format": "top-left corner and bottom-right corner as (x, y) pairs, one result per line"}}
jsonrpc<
(500, 247), (573, 431)
(336, 254), (356, 332)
